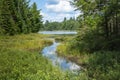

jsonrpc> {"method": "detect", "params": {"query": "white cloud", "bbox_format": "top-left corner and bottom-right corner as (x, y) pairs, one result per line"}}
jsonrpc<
(41, 12), (45, 16)
(41, 0), (80, 22)
(74, 11), (81, 18)
(41, 12), (79, 22)
(45, 0), (74, 13)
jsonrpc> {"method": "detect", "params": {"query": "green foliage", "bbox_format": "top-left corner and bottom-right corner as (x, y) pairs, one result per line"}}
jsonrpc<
(0, 0), (43, 35)
(66, 1), (120, 79)
(43, 17), (80, 30)
(56, 1), (120, 79)
(0, 34), (88, 80)
(56, 0), (120, 80)
(88, 51), (120, 80)
(43, 21), (61, 30)
(73, 0), (120, 52)
(57, 40), (120, 80)
(30, 3), (43, 33)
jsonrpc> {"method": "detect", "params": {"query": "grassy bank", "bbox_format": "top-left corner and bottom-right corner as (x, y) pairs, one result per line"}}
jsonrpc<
(57, 37), (120, 80)
(0, 34), (87, 80)
(57, 37), (90, 68)
(0, 34), (52, 52)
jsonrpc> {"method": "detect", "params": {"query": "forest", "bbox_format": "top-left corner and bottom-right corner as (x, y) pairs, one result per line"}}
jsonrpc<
(0, 0), (120, 80)
(0, 0), (43, 35)
(42, 17), (80, 30)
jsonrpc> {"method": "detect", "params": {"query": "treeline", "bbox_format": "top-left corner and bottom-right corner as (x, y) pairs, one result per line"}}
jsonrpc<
(42, 17), (80, 31)
(72, 0), (120, 52)
(0, 0), (43, 35)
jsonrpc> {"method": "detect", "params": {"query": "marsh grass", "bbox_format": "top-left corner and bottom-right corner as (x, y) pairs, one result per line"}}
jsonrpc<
(0, 33), (52, 51)
(0, 33), (88, 80)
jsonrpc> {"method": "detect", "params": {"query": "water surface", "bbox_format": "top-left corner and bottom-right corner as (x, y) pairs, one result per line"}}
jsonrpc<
(42, 40), (80, 72)
(39, 31), (77, 35)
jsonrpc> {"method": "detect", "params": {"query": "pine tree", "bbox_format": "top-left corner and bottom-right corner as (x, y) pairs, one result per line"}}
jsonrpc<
(0, 0), (18, 35)
(0, 0), (43, 35)
(30, 2), (43, 33)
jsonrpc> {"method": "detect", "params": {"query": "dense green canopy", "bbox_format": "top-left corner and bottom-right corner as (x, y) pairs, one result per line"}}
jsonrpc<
(0, 0), (43, 35)
(72, 0), (120, 52)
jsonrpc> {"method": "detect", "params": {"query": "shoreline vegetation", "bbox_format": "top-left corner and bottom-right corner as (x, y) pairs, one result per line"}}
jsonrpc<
(0, 33), (87, 80)
(57, 36), (120, 80)
(0, 33), (119, 80)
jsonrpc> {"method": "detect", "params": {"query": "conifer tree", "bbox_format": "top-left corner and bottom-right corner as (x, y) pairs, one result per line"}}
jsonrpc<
(0, 0), (43, 35)
(30, 2), (43, 33)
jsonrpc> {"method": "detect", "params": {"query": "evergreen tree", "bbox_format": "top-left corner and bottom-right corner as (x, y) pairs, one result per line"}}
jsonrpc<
(0, 0), (18, 35)
(0, 0), (43, 35)
(30, 2), (43, 33)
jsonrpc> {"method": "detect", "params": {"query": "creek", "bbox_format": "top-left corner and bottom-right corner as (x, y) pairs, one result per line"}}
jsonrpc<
(40, 31), (80, 73)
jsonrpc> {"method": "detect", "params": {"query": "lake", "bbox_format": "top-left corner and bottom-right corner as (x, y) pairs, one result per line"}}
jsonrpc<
(39, 31), (77, 35)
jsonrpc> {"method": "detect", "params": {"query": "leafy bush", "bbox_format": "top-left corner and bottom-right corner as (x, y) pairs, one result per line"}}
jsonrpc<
(87, 51), (120, 80)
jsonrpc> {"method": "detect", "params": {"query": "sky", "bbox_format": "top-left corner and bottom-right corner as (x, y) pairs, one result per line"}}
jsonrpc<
(30, 0), (80, 22)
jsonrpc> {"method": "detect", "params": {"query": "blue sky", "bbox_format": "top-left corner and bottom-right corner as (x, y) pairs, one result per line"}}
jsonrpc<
(30, 0), (80, 22)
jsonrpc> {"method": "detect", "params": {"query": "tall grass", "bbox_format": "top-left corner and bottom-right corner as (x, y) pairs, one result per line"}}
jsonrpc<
(0, 34), (88, 80)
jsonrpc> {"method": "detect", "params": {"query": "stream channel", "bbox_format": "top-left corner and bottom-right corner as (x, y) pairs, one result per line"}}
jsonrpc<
(40, 31), (80, 73)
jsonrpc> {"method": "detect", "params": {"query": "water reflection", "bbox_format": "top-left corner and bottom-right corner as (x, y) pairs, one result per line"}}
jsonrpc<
(42, 40), (80, 72)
